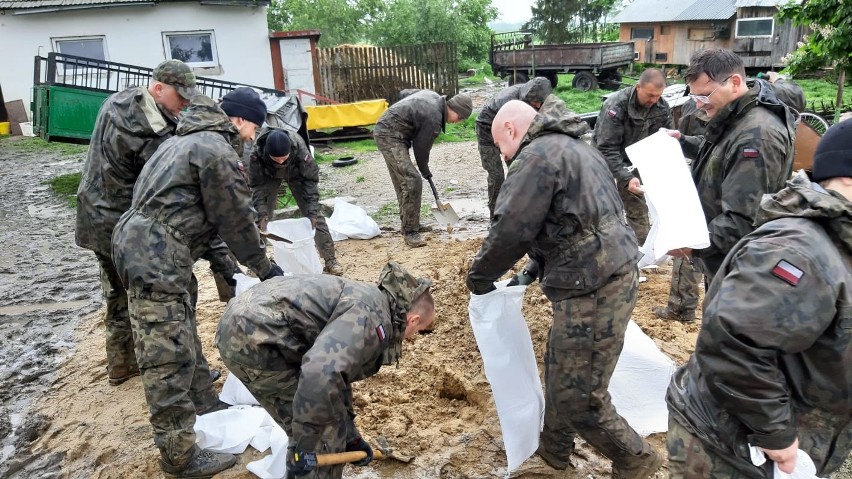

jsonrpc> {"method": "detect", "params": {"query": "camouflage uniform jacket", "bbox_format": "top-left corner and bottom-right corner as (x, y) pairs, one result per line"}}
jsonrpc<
(467, 95), (640, 300)
(118, 95), (273, 278)
(771, 78), (806, 113)
(667, 173), (852, 476)
(373, 90), (446, 178)
(591, 85), (673, 188)
(76, 86), (176, 256)
(476, 77), (552, 132)
(217, 267), (429, 447)
(248, 127), (319, 220)
(681, 79), (796, 275)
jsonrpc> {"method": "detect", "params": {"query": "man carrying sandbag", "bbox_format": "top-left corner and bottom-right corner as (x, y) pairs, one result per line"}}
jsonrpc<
(111, 87), (285, 478)
(373, 90), (473, 247)
(248, 128), (343, 275)
(666, 120), (852, 478)
(475, 76), (552, 217)
(216, 262), (435, 478)
(466, 97), (662, 478)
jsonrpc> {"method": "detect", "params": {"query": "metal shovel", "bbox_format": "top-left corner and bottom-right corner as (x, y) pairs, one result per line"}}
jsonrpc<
(427, 177), (459, 232)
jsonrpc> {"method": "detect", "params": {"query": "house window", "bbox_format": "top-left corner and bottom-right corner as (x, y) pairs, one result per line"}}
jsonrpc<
(736, 18), (774, 38)
(631, 27), (654, 40)
(162, 31), (219, 68)
(54, 36), (108, 61)
(655, 52), (668, 62)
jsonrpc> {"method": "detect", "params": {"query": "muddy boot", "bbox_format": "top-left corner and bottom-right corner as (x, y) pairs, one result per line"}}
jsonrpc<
(160, 445), (236, 479)
(536, 444), (572, 470)
(652, 306), (696, 322)
(323, 258), (344, 276)
(196, 399), (230, 416)
(403, 231), (427, 248)
(612, 443), (663, 479)
(210, 368), (221, 382)
(108, 363), (140, 386)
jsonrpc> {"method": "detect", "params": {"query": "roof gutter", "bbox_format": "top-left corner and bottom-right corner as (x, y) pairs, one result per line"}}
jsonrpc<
(10, 2), (155, 14)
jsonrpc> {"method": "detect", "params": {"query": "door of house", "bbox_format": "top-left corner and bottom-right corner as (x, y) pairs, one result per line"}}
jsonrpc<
(279, 38), (316, 105)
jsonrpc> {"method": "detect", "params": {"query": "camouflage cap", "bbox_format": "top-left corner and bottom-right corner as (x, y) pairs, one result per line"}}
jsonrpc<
(153, 59), (198, 100)
(377, 262), (433, 321)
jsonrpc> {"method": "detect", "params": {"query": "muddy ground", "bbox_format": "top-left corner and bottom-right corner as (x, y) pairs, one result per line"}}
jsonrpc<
(2, 121), (849, 478)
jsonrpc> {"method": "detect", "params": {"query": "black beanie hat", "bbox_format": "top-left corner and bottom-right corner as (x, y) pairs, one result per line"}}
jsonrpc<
(220, 87), (267, 127)
(266, 130), (292, 157)
(812, 118), (852, 182)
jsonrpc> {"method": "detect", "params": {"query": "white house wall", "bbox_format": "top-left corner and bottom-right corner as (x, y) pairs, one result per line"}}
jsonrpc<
(0, 2), (272, 117)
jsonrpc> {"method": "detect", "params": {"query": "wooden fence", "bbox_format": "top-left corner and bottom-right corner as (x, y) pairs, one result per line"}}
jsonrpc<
(317, 42), (458, 104)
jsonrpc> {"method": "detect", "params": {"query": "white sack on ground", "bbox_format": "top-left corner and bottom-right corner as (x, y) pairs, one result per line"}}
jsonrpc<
(327, 198), (380, 241)
(468, 281), (544, 474)
(625, 131), (709, 267)
(234, 273), (261, 297)
(750, 446), (823, 479)
(268, 218), (323, 274)
(194, 405), (268, 454)
(609, 320), (676, 436)
(247, 423), (290, 479)
(219, 372), (261, 406)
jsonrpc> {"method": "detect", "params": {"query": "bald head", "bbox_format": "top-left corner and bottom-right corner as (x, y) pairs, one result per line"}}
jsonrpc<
(635, 69), (666, 109)
(491, 100), (538, 162)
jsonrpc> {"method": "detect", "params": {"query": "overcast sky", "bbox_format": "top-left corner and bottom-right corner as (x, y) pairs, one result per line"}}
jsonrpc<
(492, 0), (535, 22)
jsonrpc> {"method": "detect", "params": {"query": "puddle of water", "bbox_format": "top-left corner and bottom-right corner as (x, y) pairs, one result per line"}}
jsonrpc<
(429, 197), (490, 218)
(0, 300), (90, 316)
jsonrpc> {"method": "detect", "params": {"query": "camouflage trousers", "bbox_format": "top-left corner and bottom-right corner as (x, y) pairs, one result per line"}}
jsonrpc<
(375, 135), (422, 233)
(619, 176), (650, 245)
(667, 415), (771, 478)
(94, 252), (137, 379)
(288, 181), (336, 261)
(540, 267), (653, 470)
(218, 361), (351, 479)
(475, 123), (505, 218)
(666, 256), (701, 315)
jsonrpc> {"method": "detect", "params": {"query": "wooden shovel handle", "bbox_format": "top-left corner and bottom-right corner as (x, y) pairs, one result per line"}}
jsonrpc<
(315, 449), (384, 466)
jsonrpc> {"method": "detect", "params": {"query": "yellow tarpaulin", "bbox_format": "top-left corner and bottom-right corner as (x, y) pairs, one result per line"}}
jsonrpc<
(305, 99), (388, 130)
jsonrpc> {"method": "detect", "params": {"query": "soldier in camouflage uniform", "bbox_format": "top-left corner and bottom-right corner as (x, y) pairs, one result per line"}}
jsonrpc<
(467, 97), (662, 478)
(666, 120), (852, 478)
(373, 90), (473, 247)
(75, 60), (239, 386)
(476, 77), (552, 217)
(249, 127), (343, 275)
(592, 68), (673, 245)
(216, 262), (435, 478)
(652, 99), (707, 322)
(111, 88), (285, 478)
(667, 49), (796, 285)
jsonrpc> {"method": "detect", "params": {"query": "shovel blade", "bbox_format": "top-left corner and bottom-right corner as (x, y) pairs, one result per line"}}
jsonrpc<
(431, 202), (459, 228)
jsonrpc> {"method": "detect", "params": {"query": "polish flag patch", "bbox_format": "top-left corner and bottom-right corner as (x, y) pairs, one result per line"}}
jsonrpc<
(376, 324), (387, 341)
(607, 108), (618, 118)
(743, 147), (760, 158)
(771, 260), (804, 286)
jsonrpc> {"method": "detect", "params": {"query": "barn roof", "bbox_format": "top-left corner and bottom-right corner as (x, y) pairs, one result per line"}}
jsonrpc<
(614, 0), (735, 23)
(0, 0), (268, 11)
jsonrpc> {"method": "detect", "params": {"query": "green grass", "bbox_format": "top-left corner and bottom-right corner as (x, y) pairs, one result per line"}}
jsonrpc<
(334, 139), (378, 152)
(356, 176), (365, 183)
(45, 172), (80, 208)
(2, 137), (88, 156)
(795, 79), (852, 112)
(371, 202), (399, 222)
(313, 152), (346, 165)
(438, 115), (477, 142)
(554, 74), (610, 114)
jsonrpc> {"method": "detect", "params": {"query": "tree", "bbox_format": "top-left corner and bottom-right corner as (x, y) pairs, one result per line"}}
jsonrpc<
(524, 0), (618, 44)
(778, 0), (851, 121)
(267, 0), (382, 46)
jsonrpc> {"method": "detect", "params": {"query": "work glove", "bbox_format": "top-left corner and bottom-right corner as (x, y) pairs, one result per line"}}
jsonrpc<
(286, 447), (317, 476)
(345, 437), (373, 466)
(507, 268), (536, 287)
(472, 283), (496, 295)
(422, 171), (433, 180)
(261, 261), (284, 281)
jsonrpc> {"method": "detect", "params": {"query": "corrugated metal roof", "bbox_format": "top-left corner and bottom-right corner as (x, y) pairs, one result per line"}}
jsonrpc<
(674, 0), (736, 21)
(614, 0), (735, 23)
(735, 0), (782, 7)
(0, 0), (150, 7)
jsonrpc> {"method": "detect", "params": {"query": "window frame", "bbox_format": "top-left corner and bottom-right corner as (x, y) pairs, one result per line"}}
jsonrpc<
(735, 17), (774, 38)
(630, 27), (655, 40)
(52, 35), (109, 61)
(161, 30), (219, 68)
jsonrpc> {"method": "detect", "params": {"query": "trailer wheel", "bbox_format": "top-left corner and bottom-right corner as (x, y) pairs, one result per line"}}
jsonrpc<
(509, 72), (529, 86)
(572, 71), (598, 91)
(542, 71), (559, 88)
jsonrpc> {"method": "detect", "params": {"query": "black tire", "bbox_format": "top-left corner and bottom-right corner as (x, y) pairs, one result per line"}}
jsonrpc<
(331, 156), (358, 168)
(542, 71), (559, 88)
(572, 71), (599, 91)
(509, 71), (529, 86)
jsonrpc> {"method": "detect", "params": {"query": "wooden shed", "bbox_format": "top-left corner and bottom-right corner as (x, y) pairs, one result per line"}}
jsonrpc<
(613, 0), (808, 70)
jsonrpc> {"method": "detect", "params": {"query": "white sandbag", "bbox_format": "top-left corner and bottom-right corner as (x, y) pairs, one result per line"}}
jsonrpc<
(234, 273), (261, 297)
(326, 198), (380, 241)
(194, 405), (268, 454)
(468, 281), (544, 474)
(268, 218), (322, 274)
(219, 372), (260, 406)
(750, 446), (823, 479)
(609, 320), (676, 436)
(247, 424), (290, 479)
(625, 131), (709, 266)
